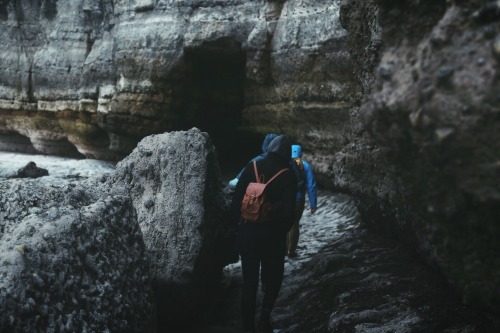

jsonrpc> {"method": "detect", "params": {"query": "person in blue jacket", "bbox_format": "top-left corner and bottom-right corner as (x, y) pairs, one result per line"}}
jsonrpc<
(287, 144), (317, 258)
(228, 133), (279, 187)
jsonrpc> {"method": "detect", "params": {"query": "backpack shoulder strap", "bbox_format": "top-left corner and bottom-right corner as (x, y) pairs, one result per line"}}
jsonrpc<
(253, 160), (260, 183)
(265, 168), (289, 185)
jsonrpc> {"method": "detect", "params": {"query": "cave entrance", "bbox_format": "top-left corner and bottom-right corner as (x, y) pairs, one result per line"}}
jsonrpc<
(0, 130), (38, 154)
(177, 38), (262, 178)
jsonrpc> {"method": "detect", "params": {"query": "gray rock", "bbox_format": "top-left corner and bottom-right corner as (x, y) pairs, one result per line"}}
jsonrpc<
(0, 180), (155, 333)
(0, 0), (498, 325)
(11, 161), (49, 179)
(0, 0), (354, 162)
(0, 128), (235, 330)
(342, 0), (500, 317)
(109, 127), (233, 285)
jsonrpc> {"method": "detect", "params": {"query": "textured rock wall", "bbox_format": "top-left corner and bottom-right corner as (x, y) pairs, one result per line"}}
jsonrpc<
(108, 128), (232, 286)
(240, 0), (360, 171)
(0, 179), (155, 332)
(340, 0), (500, 318)
(0, 0), (357, 163)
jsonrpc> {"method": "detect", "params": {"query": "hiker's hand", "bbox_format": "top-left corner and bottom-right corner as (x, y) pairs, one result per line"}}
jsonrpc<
(310, 208), (316, 214)
(229, 178), (239, 187)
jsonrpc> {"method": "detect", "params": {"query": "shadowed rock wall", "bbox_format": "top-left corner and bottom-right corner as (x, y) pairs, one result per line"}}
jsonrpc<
(340, 0), (500, 320)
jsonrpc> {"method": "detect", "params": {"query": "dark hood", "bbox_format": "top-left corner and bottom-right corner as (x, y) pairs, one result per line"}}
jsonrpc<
(262, 133), (279, 153)
(267, 135), (291, 160)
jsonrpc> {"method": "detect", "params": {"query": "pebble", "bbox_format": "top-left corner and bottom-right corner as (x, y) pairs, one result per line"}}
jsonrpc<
(435, 127), (455, 142)
(15, 245), (27, 255)
(493, 37), (500, 59)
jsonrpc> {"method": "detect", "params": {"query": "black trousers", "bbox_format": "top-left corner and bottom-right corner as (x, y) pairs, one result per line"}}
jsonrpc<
(240, 233), (286, 331)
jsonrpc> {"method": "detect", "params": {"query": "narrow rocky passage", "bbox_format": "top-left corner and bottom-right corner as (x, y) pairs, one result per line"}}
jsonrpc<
(189, 190), (494, 333)
(0, 151), (494, 332)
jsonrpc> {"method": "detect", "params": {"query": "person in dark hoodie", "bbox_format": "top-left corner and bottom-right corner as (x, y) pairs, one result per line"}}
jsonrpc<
(228, 133), (279, 187)
(231, 135), (297, 333)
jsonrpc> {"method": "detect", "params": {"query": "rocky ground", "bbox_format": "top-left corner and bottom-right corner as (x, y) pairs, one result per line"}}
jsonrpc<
(188, 191), (496, 333)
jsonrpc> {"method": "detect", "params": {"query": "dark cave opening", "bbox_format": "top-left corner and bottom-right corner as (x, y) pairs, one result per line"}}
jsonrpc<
(177, 38), (263, 179)
(0, 129), (85, 160)
(154, 39), (266, 332)
(0, 130), (38, 154)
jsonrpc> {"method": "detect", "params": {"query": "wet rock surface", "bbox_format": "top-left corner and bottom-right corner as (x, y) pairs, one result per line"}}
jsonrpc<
(0, 152), (115, 182)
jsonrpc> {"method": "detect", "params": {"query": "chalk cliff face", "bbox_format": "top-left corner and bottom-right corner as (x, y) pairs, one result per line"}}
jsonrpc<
(0, 0), (356, 162)
(0, 0), (499, 320)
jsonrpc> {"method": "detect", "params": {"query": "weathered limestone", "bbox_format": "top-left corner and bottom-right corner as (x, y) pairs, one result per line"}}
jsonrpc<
(107, 128), (235, 327)
(0, 0), (498, 324)
(0, 180), (156, 333)
(0, 0), (355, 162)
(108, 128), (232, 285)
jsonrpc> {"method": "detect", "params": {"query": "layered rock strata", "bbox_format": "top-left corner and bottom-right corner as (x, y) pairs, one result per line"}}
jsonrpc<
(0, 0), (355, 162)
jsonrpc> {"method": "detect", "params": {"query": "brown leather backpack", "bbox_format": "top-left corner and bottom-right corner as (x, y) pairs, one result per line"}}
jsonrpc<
(240, 161), (288, 222)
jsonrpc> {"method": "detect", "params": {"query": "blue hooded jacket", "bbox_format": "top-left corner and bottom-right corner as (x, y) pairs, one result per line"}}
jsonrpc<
(234, 133), (279, 180)
(291, 144), (317, 209)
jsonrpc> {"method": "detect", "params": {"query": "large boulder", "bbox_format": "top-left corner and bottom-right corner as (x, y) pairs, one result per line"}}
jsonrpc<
(0, 128), (236, 331)
(108, 127), (234, 286)
(107, 127), (235, 328)
(0, 179), (155, 333)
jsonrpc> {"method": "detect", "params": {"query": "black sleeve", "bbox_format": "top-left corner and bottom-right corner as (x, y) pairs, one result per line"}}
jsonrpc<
(271, 170), (297, 233)
(281, 172), (298, 232)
